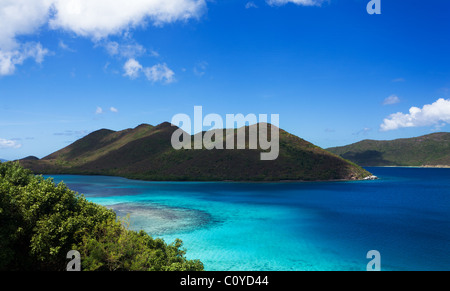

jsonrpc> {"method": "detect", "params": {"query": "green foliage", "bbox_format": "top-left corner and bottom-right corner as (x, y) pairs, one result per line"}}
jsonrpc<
(78, 217), (203, 271)
(0, 162), (203, 271)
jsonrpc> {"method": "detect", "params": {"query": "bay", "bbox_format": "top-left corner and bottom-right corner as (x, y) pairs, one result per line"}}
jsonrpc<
(45, 167), (450, 271)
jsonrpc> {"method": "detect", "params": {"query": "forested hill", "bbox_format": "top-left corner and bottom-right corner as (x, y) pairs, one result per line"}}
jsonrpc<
(328, 132), (450, 167)
(19, 122), (372, 182)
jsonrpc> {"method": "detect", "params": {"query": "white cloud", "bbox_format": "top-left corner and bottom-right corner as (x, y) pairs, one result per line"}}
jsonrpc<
(58, 40), (76, 52)
(245, 2), (258, 9)
(381, 98), (450, 131)
(383, 95), (401, 105)
(266, 0), (324, 6)
(104, 41), (120, 56)
(0, 0), (52, 50)
(0, 0), (206, 75)
(25, 42), (49, 64)
(0, 0), (53, 75)
(94, 106), (118, 114)
(48, 0), (206, 40)
(0, 42), (50, 76)
(123, 58), (175, 84)
(0, 51), (15, 75)
(123, 58), (143, 79)
(144, 63), (175, 84)
(103, 41), (147, 59)
(149, 50), (160, 58)
(0, 138), (22, 149)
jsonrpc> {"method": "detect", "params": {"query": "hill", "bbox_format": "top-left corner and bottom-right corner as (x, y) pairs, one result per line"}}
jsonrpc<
(20, 156), (39, 161)
(19, 122), (372, 182)
(327, 132), (450, 167)
(0, 158), (7, 163)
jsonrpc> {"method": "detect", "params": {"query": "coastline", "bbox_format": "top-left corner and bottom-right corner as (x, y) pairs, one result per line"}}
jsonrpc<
(40, 172), (375, 184)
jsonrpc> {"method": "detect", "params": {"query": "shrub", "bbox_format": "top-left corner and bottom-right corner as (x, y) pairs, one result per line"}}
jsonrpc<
(0, 162), (203, 271)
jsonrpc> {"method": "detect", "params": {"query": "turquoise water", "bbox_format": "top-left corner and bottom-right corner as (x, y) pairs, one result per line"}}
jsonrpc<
(46, 167), (450, 271)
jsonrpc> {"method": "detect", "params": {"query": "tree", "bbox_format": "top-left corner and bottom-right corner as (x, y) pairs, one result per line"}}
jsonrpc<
(0, 161), (203, 271)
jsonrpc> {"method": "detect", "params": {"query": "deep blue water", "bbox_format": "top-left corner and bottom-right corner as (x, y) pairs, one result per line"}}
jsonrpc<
(46, 167), (450, 271)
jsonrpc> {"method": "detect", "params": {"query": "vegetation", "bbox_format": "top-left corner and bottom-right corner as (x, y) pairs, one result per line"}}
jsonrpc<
(20, 122), (371, 181)
(0, 161), (204, 271)
(328, 132), (450, 167)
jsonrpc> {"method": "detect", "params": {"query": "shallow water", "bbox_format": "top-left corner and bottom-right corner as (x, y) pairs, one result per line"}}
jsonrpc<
(46, 167), (450, 271)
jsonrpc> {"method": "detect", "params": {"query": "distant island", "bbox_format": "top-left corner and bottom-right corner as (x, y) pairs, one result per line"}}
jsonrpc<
(19, 122), (372, 182)
(327, 132), (450, 167)
(0, 158), (7, 163)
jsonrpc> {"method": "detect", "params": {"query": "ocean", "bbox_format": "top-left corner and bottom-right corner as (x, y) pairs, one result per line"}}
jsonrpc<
(45, 167), (450, 271)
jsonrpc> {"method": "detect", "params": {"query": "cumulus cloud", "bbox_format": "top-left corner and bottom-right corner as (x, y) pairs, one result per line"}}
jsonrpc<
(0, 0), (206, 75)
(266, 0), (324, 6)
(0, 0), (52, 50)
(123, 58), (175, 84)
(0, 138), (22, 149)
(381, 98), (450, 131)
(144, 63), (175, 83)
(110, 107), (119, 113)
(0, 0), (53, 75)
(123, 58), (143, 79)
(48, 0), (206, 40)
(0, 42), (50, 76)
(383, 95), (401, 105)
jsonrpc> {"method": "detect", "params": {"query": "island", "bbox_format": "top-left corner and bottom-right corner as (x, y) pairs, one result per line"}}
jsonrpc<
(19, 122), (372, 182)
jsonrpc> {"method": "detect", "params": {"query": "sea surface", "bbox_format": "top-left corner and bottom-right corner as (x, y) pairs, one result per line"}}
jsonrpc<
(45, 167), (450, 271)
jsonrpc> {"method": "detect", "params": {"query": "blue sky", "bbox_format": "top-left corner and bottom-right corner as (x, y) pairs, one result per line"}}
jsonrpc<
(0, 0), (449, 160)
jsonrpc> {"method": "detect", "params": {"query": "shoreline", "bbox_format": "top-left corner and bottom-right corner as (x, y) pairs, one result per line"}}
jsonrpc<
(40, 172), (374, 184)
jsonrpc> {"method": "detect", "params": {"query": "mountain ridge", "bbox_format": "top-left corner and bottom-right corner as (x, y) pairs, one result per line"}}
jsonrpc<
(19, 122), (372, 182)
(327, 132), (450, 167)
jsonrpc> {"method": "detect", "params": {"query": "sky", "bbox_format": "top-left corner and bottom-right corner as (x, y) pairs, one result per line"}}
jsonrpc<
(0, 0), (449, 160)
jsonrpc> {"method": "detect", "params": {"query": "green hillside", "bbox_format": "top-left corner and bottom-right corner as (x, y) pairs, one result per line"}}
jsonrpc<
(327, 132), (450, 167)
(20, 122), (372, 182)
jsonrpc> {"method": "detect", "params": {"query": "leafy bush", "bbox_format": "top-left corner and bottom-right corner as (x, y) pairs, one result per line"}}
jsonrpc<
(0, 162), (203, 271)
